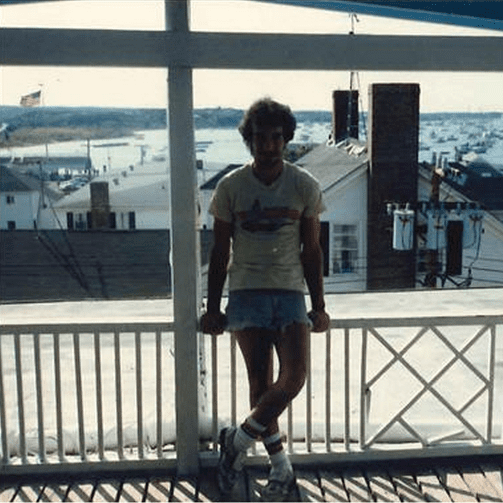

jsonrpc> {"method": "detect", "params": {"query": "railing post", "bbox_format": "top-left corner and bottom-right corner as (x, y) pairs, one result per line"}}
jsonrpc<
(166, 0), (203, 477)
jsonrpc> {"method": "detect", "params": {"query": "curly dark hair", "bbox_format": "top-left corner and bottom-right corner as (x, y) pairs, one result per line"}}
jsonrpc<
(238, 97), (296, 150)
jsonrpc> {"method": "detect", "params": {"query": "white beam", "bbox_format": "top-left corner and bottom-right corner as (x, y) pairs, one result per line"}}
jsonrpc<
(167, 0), (202, 477)
(1, 28), (503, 71)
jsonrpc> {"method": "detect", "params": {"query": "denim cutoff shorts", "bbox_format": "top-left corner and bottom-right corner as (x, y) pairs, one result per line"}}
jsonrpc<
(225, 289), (312, 333)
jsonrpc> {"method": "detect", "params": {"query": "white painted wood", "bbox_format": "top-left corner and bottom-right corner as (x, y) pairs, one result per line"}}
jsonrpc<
(200, 442), (503, 468)
(0, 338), (9, 464)
(488, 325), (496, 441)
(33, 333), (46, 463)
(325, 330), (331, 452)
(306, 330), (312, 453)
(1, 28), (503, 71)
(93, 331), (105, 460)
(211, 335), (218, 452)
(134, 331), (144, 460)
(155, 330), (163, 459)
(113, 331), (125, 460)
(73, 332), (86, 461)
(362, 325), (494, 448)
(344, 328), (350, 451)
(14, 335), (27, 464)
(0, 315), (500, 474)
(1, 316), (500, 333)
(360, 327), (367, 449)
(166, 0), (202, 477)
(53, 333), (65, 462)
(287, 402), (293, 454)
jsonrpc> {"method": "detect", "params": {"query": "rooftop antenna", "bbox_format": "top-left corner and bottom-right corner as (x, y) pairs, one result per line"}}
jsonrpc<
(349, 13), (358, 94)
(347, 13), (367, 140)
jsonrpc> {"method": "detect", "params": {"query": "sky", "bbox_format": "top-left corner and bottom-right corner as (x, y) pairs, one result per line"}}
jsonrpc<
(1, 0), (503, 112)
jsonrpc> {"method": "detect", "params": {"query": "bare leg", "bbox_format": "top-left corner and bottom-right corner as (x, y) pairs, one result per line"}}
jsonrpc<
(235, 329), (279, 438)
(235, 322), (308, 432)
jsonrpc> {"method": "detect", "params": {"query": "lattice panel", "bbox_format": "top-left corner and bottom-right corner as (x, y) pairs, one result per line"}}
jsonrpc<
(360, 324), (496, 449)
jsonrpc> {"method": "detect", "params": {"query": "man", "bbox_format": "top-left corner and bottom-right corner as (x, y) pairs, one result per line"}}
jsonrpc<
(201, 98), (329, 501)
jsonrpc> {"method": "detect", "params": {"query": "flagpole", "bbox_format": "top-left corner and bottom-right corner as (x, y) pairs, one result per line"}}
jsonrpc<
(38, 84), (49, 158)
(38, 83), (45, 106)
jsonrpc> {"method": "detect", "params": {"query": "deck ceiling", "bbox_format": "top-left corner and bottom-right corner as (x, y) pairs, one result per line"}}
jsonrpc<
(1, 0), (503, 30)
(259, 1), (503, 31)
(3, 1), (500, 28)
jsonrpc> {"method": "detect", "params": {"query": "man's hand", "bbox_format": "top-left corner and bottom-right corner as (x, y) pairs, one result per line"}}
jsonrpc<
(308, 309), (330, 332)
(200, 311), (227, 335)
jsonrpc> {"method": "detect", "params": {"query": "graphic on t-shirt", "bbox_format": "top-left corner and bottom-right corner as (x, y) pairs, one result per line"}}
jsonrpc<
(237, 199), (301, 233)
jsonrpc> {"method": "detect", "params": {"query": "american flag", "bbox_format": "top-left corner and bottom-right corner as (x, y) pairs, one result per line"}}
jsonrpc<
(20, 90), (41, 107)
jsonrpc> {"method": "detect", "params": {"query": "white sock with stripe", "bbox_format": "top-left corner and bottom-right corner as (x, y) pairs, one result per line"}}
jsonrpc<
(263, 432), (293, 481)
(233, 416), (266, 452)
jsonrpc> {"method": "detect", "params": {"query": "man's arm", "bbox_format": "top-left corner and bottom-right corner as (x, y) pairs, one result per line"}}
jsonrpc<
(201, 217), (232, 334)
(300, 215), (330, 332)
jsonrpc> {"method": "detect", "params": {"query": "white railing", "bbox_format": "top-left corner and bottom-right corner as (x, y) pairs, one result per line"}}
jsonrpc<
(0, 323), (178, 476)
(1, 315), (503, 477)
(207, 315), (503, 467)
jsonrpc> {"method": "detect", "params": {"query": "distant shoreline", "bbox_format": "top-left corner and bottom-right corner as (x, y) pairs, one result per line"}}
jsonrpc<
(1, 107), (501, 149)
(0, 125), (135, 149)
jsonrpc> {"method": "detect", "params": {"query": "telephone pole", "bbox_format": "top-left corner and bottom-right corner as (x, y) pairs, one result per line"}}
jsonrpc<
(425, 164), (443, 287)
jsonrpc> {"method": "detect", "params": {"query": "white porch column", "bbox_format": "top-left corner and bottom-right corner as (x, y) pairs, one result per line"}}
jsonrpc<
(166, 0), (202, 476)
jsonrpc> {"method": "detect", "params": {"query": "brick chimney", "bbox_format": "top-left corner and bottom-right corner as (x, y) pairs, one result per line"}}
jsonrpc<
(90, 181), (110, 229)
(367, 83), (420, 290)
(332, 90), (359, 142)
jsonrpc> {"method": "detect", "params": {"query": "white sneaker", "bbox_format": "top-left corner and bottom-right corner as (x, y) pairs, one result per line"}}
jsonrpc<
(261, 469), (297, 502)
(217, 427), (245, 495)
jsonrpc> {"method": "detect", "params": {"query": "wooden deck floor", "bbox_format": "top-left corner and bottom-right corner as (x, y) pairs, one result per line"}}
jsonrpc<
(1, 462), (503, 502)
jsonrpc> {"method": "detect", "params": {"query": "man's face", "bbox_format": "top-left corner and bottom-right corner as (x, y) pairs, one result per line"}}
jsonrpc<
(251, 123), (285, 168)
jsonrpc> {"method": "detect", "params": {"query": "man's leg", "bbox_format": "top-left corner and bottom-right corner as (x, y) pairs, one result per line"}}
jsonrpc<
(234, 323), (308, 443)
(251, 322), (308, 427)
(251, 322), (308, 500)
(235, 329), (279, 438)
(217, 328), (275, 494)
(218, 323), (308, 497)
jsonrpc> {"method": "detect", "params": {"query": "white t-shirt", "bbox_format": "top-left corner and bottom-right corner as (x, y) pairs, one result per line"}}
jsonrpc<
(209, 160), (324, 292)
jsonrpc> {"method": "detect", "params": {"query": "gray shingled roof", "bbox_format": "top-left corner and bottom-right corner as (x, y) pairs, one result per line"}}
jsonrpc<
(0, 165), (63, 200)
(296, 138), (368, 192)
(200, 163), (243, 191)
(199, 140), (368, 193)
(445, 159), (503, 211)
(0, 165), (39, 192)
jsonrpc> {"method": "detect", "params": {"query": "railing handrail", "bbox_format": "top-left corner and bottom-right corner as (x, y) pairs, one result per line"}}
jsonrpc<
(0, 322), (175, 334)
(328, 314), (503, 328)
(1, 314), (502, 334)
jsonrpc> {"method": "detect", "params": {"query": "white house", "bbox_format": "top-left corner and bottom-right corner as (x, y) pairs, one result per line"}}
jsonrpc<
(298, 138), (369, 292)
(0, 165), (62, 230)
(52, 161), (171, 230)
(296, 137), (503, 292)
